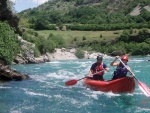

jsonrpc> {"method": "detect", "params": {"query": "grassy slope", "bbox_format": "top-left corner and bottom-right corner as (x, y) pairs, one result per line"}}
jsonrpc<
(36, 30), (123, 46)
(36, 29), (150, 48)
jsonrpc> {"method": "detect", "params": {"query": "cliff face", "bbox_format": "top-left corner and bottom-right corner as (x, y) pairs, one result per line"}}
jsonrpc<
(13, 36), (50, 64)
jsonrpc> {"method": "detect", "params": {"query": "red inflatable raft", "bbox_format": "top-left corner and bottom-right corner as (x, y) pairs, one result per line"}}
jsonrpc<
(83, 77), (135, 93)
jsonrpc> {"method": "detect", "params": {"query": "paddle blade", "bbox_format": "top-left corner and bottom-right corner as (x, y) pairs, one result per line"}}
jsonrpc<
(138, 81), (150, 97)
(65, 79), (78, 86)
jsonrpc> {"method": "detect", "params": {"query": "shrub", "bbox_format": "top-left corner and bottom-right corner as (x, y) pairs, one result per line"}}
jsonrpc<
(47, 33), (66, 48)
(0, 22), (20, 64)
(100, 34), (102, 38)
(82, 36), (86, 40)
(74, 37), (77, 41)
(34, 47), (41, 57)
(75, 48), (84, 59)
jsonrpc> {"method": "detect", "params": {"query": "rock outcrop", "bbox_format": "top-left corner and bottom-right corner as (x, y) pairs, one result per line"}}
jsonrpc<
(0, 63), (29, 81)
(13, 36), (50, 64)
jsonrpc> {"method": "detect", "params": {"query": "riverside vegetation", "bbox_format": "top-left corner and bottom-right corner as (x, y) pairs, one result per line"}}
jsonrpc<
(0, 0), (150, 65)
(18, 0), (150, 57)
(0, 0), (29, 81)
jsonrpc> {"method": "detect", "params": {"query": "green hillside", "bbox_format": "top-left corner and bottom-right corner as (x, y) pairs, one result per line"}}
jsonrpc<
(17, 0), (150, 56)
(19, 0), (150, 30)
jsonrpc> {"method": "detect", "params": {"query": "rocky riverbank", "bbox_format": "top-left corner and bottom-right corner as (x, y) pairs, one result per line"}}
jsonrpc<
(14, 48), (111, 64)
(12, 36), (111, 64)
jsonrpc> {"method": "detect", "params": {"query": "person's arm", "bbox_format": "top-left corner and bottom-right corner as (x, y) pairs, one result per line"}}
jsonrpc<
(103, 64), (109, 72)
(110, 56), (120, 66)
(104, 67), (110, 72)
(87, 64), (94, 77)
(87, 70), (93, 77)
(127, 66), (135, 77)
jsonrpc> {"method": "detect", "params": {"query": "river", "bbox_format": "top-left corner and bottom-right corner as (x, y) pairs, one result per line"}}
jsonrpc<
(0, 56), (150, 113)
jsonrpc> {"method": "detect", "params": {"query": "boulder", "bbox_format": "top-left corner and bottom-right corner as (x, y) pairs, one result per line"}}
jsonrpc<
(56, 26), (60, 31)
(111, 50), (124, 56)
(0, 63), (29, 81)
(62, 26), (67, 31)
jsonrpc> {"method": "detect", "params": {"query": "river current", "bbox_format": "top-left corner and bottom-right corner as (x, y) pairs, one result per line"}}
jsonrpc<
(0, 56), (150, 113)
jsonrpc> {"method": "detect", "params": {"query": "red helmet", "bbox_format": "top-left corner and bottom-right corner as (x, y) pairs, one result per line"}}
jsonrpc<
(121, 55), (128, 61)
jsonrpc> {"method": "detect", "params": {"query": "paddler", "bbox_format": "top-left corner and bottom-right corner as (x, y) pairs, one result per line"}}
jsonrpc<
(88, 55), (109, 81)
(110, 55), (134, 80)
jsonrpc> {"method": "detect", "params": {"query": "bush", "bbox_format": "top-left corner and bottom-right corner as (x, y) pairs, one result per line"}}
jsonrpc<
(34, 47), (41, 57)
(35, 37), (56, 54)
(75, 48), (84, 59)
(0, 22), (20, 64)
(82, 36), (86, 40)
(74, 37), (77, 41)
(47, 34), (66, 48)
(100, 34), (102, 38)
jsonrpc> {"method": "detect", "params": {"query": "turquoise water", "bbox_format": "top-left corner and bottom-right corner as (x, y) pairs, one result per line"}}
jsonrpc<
(0, 57), (150, 113)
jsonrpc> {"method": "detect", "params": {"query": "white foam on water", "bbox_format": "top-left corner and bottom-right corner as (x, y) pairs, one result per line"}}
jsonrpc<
(46, 61), (61, 64)
(22, 106), (34, 110)
(46, 69), (88, 84)
(10, 105), (34, 113)
(134, 92), (144, 96)
(104, 92), (121, 98)
(35, 67), (40, 70)
(54, 94), (62, 99)
(130, 59), (145, 62)
(81, 90), (100, 100)
(65, 96), (91, 108)
(136, 107), (150, 112)
(82, 89), (121, 100)
(134, 70), (141, 73)
(27, 91), (51, 98)
(31, 74), (48, 83)
(126, 93), (134, 96)
(10, 110), (22, 113)
(47, 71), (75, 80)
(22, 88), (52, 98)
(0, 86), (11, 89)
(70, 98), (78, 105)
(134, 87), (150, 96)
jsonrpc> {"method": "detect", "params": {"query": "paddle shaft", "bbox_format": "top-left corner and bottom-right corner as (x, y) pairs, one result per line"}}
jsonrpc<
(118, 58), (137, 79)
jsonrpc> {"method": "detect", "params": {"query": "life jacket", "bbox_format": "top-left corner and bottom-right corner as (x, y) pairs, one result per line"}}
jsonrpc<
(93, 63), (104, 76)
(113, 62), (128, 78)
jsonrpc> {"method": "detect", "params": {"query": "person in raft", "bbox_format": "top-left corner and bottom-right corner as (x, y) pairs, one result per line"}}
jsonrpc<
(88, 55), (109, 81)
(110, 55), (134, 80)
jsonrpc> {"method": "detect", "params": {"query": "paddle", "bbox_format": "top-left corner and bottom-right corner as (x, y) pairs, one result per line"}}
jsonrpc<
(65, 70), (104, 86)
(118, 58), (150, 97)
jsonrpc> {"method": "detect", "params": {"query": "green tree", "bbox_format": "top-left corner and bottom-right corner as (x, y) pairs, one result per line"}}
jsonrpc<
(0, 22), (20, 64)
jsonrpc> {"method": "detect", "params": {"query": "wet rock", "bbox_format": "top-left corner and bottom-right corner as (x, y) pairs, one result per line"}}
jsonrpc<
(0, 63), (29, 81)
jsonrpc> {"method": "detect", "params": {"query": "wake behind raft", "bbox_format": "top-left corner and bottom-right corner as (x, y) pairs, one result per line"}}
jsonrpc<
(83, 77), (135, 93)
